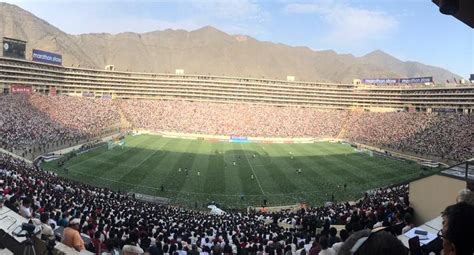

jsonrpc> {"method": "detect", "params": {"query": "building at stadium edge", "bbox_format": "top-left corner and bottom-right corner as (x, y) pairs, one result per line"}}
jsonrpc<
(0, 56), (473, 113)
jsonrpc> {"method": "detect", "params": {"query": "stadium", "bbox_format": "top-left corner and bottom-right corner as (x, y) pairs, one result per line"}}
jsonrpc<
(1, 1), (474, 255)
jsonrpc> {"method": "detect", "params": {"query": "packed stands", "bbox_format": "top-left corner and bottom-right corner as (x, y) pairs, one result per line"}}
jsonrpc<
(119, 99), (473, 162)
(0, 152), (412, 254)
(0, 94), (120, 157)
(0, 94), (472, 161)
(344, 112), (473, 162)
(119, 100), (345, 138)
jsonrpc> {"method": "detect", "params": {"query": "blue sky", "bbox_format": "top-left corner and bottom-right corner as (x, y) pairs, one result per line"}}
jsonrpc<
(5, 0), (474, 78)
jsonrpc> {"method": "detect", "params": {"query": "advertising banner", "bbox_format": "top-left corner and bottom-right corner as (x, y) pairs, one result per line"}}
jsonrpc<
(230, 136), (249, 143)
(230, 136), (248, 141)
(433, 108), (457, 113)
(82, 92), (95, 97)
(11, 85), (32, 93)
(32, 49), (62, 65)
(363, 77), (434, 84)
(399, 77), (433, 84)
(49, 87), (57, 96)
(362, 78), (398, 84)
(470, 74), (474, 81)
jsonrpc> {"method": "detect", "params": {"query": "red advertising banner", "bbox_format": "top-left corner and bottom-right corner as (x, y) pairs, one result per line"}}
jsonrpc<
(11, 85), (32, 94)
(50, 87), (57, 96)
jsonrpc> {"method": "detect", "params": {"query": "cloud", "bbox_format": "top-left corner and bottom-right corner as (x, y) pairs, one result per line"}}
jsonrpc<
(6, 0), (269, 36)
(188, 0), (271, 36)
(285, 1), (398, 44)
(194, 0), (263, 21)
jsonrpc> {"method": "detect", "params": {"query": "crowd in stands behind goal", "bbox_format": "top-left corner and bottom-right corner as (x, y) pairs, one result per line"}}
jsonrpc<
(0, 94), (120, 155)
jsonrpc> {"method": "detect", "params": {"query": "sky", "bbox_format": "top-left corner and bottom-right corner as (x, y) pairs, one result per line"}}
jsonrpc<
(4, 0), (474, 78)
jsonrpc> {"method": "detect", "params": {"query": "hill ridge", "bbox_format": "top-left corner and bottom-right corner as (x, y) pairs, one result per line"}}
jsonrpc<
(0, 3), (461, 83)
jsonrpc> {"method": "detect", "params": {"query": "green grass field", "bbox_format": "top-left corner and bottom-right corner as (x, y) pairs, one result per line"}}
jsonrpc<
(43, 134), (433, 209)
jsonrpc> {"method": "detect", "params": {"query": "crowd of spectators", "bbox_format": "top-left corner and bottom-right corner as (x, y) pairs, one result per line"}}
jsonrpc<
(119, 100), (345, 138)
(344, 112), (473, 162)
(0, 94), (472, 161)
(1, 94), (473, 254)
(1, 153), (414, 255)
(119, 99), (472, 161)
(0, 94), (120, 154)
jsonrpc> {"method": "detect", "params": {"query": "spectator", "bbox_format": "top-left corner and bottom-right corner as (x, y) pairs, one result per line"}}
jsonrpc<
(456, 189), (474, 205)
(62, 218), (85, 252)
(331, 229), (348, 254)
(122, 231), (144, 255)
(440, 202), (474, 255)
(308, 239), (321, 255)
(318, 236), (335, 255)
(40, 212), (55, 241)
(19, 197), (32, 218)
(328, 227), (340, 247)
(339, 228), (407, 255)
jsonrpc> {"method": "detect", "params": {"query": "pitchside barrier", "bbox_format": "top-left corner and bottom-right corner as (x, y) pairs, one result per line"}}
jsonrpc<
(349, 141), (448, 167)
(136, 130), (327, 144)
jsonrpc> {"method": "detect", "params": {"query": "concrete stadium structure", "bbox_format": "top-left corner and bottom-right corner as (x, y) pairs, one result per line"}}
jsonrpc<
(1, 57), (473, 113)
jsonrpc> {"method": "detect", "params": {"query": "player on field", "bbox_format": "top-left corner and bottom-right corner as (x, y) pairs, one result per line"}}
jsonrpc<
(251, 174), (254, 180)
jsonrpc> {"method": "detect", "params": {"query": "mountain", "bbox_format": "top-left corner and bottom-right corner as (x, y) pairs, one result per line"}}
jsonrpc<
(0, 3), (462, 83)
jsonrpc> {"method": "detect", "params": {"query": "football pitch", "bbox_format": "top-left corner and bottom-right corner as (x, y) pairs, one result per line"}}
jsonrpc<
(43, 134), (433, 208)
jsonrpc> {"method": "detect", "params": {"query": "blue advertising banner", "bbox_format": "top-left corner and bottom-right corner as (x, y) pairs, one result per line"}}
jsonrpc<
(470, 74), (474, 81)
(82, 92), (95, 97)
(399, 77), (433, 84)
(433, 108), (457, 113)
(230, 136), (248, 141)
(363, 77), (434, 84)
(362, 78), (398, 84)
(32, 49), (62, 65)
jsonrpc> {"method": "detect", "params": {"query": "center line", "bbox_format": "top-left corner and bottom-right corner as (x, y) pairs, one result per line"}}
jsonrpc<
(242, 148), (265, 195)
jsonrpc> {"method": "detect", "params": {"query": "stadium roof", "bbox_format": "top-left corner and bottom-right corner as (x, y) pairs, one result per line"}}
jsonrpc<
(432, 0), (474, 28)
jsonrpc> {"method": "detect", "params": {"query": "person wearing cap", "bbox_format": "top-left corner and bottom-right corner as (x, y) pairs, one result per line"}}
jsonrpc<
(62, 218), (85, 251)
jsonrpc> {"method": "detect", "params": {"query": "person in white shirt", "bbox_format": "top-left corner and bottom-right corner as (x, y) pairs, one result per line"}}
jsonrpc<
(122, 232), (144, 255)
(40, 213), (55, 240)
(331, 229), (349, 254)
(401, 213), (414, 234)
(19, 197), (32, 218)
(318, 237), (335, 255)
(295, 242), (307, 255)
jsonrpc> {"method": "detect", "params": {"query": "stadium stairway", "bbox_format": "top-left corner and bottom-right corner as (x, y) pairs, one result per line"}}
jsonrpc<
(117, 104), (132, 130)
(0, 147), (32, 164)
(336, 110), (354, 140)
